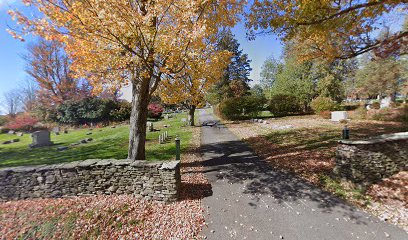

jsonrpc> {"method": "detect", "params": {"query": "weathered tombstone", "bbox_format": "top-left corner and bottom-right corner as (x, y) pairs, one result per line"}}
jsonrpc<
(181, 118), (187, 124)
(57, 146), (69, 151)
(86, 132), (92, 135)
(16, 132), (24, 137)
(331, 111), (348, 122)
(53, 127), (60, 135)
(147, 122), (154, 132)
(380, 97), (391, 109)
(63, 130), (68, 134)
(29, 130), (54, 148)
(164, 114), (169, 120)
(7, 130), (15, 135)
(11, 138), (19, 143)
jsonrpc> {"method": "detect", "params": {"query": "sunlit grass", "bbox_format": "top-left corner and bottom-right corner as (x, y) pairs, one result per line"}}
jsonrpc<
(0, 112), (194, 168)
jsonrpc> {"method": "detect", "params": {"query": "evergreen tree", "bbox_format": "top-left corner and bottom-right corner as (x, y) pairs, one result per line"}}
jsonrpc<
(207, 29), (252, 104)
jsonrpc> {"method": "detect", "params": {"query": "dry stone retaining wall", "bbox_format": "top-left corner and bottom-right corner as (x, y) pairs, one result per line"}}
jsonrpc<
(0, 159), (181, 202)
(334, 132), (408, 185)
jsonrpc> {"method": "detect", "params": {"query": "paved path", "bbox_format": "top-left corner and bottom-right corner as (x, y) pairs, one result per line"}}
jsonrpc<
(198, 109), (407, 240)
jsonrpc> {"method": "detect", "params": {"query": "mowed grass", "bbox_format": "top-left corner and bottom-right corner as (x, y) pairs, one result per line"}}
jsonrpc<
(0, 112), (194, 168)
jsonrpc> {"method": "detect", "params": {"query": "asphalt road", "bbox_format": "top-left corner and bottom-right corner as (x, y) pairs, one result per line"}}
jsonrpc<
(198, 109), (407, 240)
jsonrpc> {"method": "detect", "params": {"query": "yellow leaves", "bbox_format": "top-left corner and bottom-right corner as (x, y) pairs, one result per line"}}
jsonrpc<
(247, 0), (405, 61)
(10, 0), (244, 100)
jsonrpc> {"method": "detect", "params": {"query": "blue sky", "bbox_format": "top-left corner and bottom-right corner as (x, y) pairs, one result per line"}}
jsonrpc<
(0, 0), (283, 109)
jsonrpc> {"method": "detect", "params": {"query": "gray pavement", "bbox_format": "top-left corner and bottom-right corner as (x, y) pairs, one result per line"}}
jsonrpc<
(198, 109), (407, 240)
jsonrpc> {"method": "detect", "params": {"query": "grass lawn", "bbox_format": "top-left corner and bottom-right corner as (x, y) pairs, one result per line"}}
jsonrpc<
(0, 112), (195, 168)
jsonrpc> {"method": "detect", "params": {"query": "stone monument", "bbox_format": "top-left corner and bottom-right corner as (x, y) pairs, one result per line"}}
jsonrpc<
(147, 122), (154, 132)
(331, 111), (348, 122)
(30, 130), (54, 148)
(380, 97), (391, 109)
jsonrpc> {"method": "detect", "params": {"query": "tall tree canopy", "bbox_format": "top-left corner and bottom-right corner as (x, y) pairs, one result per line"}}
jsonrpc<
(246, 0), (407, 60)
(24, 39), (92, 109)
(159, 44), (230, 126)
(10, 0), (244, 160)
(207, 29), (252, 104)
(260, 56), (282, 90)
(355, 54), (405, 100)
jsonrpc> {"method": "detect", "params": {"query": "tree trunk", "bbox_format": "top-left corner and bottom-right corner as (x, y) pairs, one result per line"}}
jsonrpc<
(188, 105), (196, 126)
(128, 79), (151, 160)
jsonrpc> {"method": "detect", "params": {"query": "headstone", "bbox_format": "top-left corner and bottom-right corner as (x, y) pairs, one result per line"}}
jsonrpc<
(80, 139), (88, 144)
(164, 114), (169, 120)
(331, 111), (348, 122)
(111, 126), (116, 128)
(7, 130), (15, 135)
(16, 132), (24, 137)
(53, 127), (60, 135)
(29, 130), (53, 148)
(86, 138), (93, 142)
(147, 122), (154, 132)
(2, 141), (11, 144)
(64, 130), (68, 134)
(86, 132), (92, 135)
(11, 138), (19, 143)
(57, 146), (69, 151)
(380, 97), (391, 109)
(181, 118), (187, 123)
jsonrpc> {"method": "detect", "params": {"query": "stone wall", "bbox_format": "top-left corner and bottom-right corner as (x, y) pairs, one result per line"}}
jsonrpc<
(0, 159), (181, 202)
(334, 132), (408, 185)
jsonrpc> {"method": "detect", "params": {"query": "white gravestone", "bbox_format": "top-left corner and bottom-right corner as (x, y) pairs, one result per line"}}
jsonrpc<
(331, 111), (348, 122)
(380, 97), (391, 109)
(30, 130), (54, 148)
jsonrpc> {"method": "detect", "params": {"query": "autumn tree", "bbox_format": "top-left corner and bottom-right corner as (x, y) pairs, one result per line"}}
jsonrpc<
(246, 0), (408, 61)
(10, 0), (243, 160)
(24, 39), (92, 111)
(207, 29), (252, 104)
(159, 45), (230, 126)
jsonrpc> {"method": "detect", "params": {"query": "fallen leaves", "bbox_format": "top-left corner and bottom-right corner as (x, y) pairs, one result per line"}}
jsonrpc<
(0, 126), (209, 239)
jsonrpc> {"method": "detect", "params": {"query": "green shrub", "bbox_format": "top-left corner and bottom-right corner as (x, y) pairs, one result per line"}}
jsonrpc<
(351, 105), (367, 120)
(56, 97), (117, 125)
(109, 101), (131, 122)
(267, 94), (302, 116)
(310, 96), (337, 113)
(218, 95), (266, 120)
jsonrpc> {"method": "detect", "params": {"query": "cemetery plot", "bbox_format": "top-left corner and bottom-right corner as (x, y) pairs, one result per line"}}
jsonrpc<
(0, 113), (193, 168)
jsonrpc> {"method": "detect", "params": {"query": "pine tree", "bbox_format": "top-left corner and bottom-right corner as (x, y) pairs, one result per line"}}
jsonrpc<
(207, 29), (252, 104)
